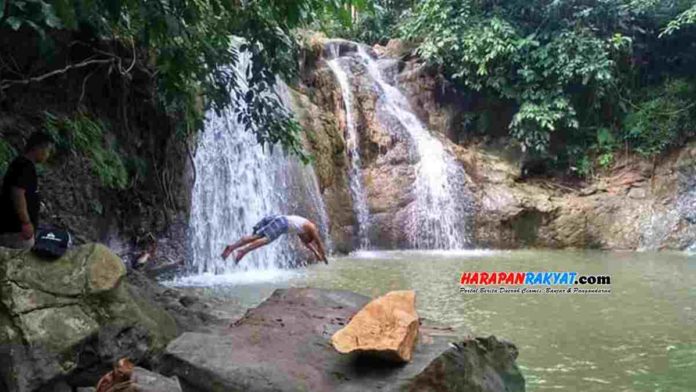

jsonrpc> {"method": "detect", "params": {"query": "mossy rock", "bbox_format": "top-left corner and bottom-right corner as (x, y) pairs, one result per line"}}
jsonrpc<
(2, 244), (111, 297)
(0, 243), (178, 392)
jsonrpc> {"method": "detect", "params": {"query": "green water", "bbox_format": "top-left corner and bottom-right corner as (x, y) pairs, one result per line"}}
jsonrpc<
(175, 250), (696, 391)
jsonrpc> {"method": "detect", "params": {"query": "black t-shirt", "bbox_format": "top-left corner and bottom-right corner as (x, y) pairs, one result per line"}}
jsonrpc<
(0, 156), (39, 233)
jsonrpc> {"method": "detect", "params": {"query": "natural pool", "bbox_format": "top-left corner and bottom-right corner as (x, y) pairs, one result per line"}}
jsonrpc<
(169, 250), (696, 392)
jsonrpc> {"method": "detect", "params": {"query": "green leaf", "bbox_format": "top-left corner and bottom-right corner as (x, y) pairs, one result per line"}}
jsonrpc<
(6, 16), (23, 30)
(41, 2), (62, 28)
(103, 0), (123, 21)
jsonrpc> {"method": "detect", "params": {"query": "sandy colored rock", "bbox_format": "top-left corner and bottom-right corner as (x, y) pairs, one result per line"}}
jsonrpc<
(88, 244), (127, 293)
(331, 290), (419, 363)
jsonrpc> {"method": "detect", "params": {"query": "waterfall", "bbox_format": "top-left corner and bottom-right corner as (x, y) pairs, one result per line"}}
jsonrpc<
(640, 163), (696, 251)
(325, 47), (372, 249)
(677, 167), (696, 253)
(355, 47), (472, 249)
(187, 51), (331, 276)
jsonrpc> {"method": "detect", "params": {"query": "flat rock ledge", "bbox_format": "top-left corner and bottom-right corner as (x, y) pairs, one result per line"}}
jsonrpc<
(159, 288), (525, 392)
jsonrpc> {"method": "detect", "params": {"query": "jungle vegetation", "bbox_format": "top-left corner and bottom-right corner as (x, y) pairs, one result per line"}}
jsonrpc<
(1, 0), (695, 177)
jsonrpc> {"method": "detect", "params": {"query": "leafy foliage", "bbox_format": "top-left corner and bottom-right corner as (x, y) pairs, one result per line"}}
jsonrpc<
(0, 1), (357, 158)
(0, 137), (17, 177)
(311, 0), (413, 45)
(2, 0), (695, 178)
(398, 0), (696, 174)
(400, 0), (628, 154)
(44, 112), (129, 189)
(623, 79), (696, 157)
(662, 4), (696, 36)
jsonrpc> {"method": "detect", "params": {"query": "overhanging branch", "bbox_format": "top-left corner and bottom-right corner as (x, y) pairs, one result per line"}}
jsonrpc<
(0, 58), (114, 91)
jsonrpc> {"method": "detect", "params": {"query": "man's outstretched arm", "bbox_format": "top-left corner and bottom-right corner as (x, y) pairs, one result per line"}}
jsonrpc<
(304, 242), (322, 262)
(310, 229), (328, 264)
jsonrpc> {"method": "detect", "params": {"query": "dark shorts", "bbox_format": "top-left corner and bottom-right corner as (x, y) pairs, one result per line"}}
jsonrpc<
(252, 215), (288, 242)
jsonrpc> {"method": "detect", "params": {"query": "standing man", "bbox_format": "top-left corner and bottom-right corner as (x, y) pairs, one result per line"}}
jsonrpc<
(222, 214), (329, 265)
(0, 132), (53, 249)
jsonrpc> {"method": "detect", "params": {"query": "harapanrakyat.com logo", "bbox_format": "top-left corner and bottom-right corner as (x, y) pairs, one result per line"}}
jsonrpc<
(459, 271), (612, 294)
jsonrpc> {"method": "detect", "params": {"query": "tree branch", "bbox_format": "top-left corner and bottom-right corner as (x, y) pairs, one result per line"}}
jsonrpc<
(0, 58), (114, 91)
(77, 68), (99, 109)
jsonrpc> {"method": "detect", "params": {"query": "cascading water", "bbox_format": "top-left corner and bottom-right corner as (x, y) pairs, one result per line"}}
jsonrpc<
(325, 45), (372, 249)
(640, 165), (696, 252)
(187, 51), (331, 277)
(354, 46), (472, 249)
(676, 168), (696, 253)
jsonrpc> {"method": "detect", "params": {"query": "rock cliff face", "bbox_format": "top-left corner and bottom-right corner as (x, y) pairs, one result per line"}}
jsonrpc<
(461, 141), (696, 249)
(293, 35), (696, 251)
(293, 38), (474, 250)
(0, 244), (178, 392)
(289, 89), (355, 253)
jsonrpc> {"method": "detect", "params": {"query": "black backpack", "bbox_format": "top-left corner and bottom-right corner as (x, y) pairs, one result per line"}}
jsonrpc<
(32, 228), (72, 259)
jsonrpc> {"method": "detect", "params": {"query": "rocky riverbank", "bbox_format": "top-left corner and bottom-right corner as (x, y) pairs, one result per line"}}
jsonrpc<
(1, 244), (525, 391)
(0, 244), (177, 392)
(160, 288), (524, 392)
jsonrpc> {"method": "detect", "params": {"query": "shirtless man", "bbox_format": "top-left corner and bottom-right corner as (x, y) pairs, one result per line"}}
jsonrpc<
(221, 214), (328, 264)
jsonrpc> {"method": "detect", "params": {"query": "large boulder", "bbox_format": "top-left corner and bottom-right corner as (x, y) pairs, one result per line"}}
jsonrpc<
(331, 290), (419, 363)
(159, 288), (524, 392)
(0, 244), (178, 392)
(406, 336), (526, 392)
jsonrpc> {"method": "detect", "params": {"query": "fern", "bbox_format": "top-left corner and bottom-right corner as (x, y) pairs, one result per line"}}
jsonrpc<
(0, 138), (17, 177)
(44, 112), (129, 189)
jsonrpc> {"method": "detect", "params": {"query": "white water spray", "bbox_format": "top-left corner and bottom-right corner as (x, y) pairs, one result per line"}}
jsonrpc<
(355, 46), (471, 249)
(325, 45), (372, 249)
(187, 51), (330, 277)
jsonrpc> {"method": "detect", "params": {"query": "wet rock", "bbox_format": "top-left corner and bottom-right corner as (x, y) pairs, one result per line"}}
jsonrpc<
(159, 288), (525, 392)
(40, 380), (72, 392)
(323, 38), (361, 58)
(457, 140), (696, 250)
(331, 290), (419, 363)
(406, 336), (525, 392)
(0, 244), (178, 392)
(132, 367), (182, 392)
(299, 36), (475, 250)
(627, 187), (647, 199)
(125, 270), (246, 334)
(373, 39), (414, 59)
(289, 88), (355, 252)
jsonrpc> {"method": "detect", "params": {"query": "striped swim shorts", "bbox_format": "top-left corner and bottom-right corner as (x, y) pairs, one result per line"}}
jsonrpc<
(252, 215), (289, 242)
